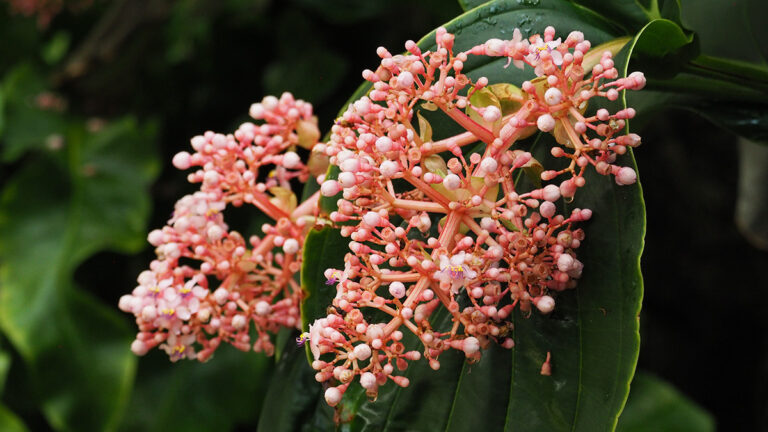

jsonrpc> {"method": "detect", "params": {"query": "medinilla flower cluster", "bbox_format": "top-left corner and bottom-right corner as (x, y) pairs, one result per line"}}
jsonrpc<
(120, 23), (645, 409)
(309, 26), (645, 406)
(119, 93), (324, 361)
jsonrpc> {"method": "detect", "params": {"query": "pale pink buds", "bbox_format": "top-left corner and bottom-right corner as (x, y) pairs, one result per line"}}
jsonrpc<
(544, 87), (563, 105)
(537, 114), (556, 132)
(362, 211), (381, 227)
(534, 295), (555, 314)
(443, 173), (461, 190)
(379, 160), (398, 177)
(615, 166), (637, 185)
(396, 71), (414, 89)
(360, 372), (377, 389)
(325, 387), (343, 406)
(375, 136), (393, 152)
(353, 343), (372, 361)
(172, 151), (192, 170)
(321, 180), (341, 197)
(283, 238), (299, 254)
(480, 157), (498, 174)
(482, 106), (501, 123)
(389, 281), (406, 298)
(255, 301), (271, 316)
(542, 184), (560, 202)
(462, 336), (480, 355)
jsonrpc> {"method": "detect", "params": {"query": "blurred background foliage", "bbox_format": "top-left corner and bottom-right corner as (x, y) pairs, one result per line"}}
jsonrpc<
(0, 0), (764, 430)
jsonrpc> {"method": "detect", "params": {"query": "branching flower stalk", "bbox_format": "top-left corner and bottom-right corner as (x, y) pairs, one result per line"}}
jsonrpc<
(120, 93), (327, 361)
(309, 26), (646, 406)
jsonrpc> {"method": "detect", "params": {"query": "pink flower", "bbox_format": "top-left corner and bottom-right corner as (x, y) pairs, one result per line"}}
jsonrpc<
(307, 25), (645, 404)
(121, 93), (324, 362)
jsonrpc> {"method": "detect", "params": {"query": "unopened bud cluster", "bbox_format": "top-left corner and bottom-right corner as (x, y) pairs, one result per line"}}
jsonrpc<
(120, 93), (324, 361)
(309, 26), (644, 405)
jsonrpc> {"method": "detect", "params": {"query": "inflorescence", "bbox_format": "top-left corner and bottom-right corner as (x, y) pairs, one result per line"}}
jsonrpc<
(309, 26), (644, 406)
(119, 93), (324, 361)
(121, 25), (645, 408)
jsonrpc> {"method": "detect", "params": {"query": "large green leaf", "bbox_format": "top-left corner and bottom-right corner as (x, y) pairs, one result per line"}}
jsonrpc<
(0, 65), (68, 162)
(119, 346), (273, 432)
(0, 405), (28, 432)
(256, 340), (334, 432)
(0, 117), (160, 431)
(625, 2), (768, 140)
(276, 1), (646, 430)
(0, 346), (27, 432)
(569, 0), (685, 32)
(457, 0), (491, 11)
(616, 373), (715, 432)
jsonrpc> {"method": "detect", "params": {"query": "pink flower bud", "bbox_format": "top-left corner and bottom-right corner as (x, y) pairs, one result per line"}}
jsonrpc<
(389, 281), (406, 298)
(172, 152), (192, 170)
(325, 387), (343, 406)
(375, 136), (393, 152)
(353, 343), (372, 361)
(360, 372), (377, 389)
(282, 151), (300, 169)
(320, 180), (341, 197)
(443, 173), (461, 190)
(462, 336), (480, 355)
(534, 295), (555, 314)
(537, 114), (555, 132)
(544, 88), (563, 105)
(615, 167), (637, 185)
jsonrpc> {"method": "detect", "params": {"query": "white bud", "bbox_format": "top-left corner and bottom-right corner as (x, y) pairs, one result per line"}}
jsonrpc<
(360, 372), (377, 389)
(537, 114), (556, 132)
(172, 152), (191, 170)
(255, 300), (271, 316)
(542, 184), (560, 202)
(325, 387), (342, 406)
(557, 254), (574, 271)
(320, 180), (341, 197)
(462, 337), (480, 355)
(480, 157), (498, 174)
(389, 281), (406, 298)
(397, 71), (414, 89)
(375, 136), (393, 152)
(353, 343), (372, 361)
(536, 295), (556, 314)
(443, 173), (461, 190)
(615, 167), (637, 185)
(282, 151), (300, 169)
(282, 238), (299, 254)
(338, 172), (356, 188)
(379, 160), (398, 177)
(544, 88), (563, 105)
(362, 211), (381, 227)
(232, 314), (247, 329)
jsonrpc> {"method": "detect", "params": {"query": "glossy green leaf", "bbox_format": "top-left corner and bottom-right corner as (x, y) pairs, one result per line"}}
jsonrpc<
(458, 0), (491, 12)
(0, 348), (9, 394)
(0, 64), (67, 162)
(616, 373), (715, 432)
(0, 117), (160, 431)
(300, 226), (350, 363)
(569, 0), (684, 32)
(119, 347), (273, 432)
(0, 404), (28, 432)
(256, 341), (334, 432)
(630, 19), (697, 79)
(286, 1), (646, 430)
(624, 1), (768, 140)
